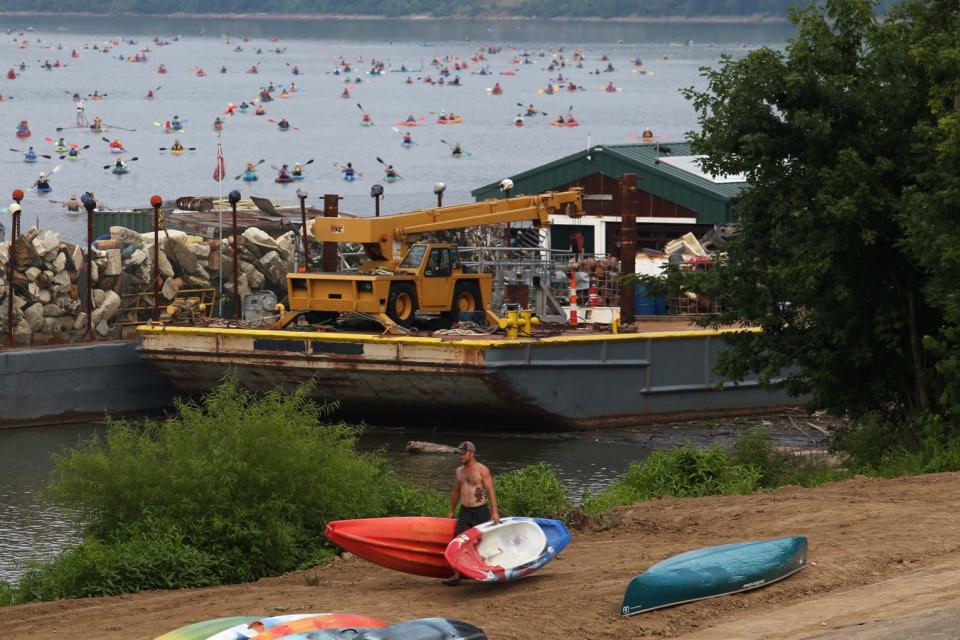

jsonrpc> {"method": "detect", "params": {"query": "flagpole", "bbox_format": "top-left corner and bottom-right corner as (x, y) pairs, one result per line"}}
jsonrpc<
(218, 145), (223, 316)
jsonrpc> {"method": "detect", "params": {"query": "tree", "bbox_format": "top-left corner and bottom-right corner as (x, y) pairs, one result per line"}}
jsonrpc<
(678, 0), (959, 437)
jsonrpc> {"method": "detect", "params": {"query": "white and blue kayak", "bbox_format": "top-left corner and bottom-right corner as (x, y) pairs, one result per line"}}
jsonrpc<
(444, 516), (571, 582)
(620, 535), (808, 617)
(343, 173), (356, 182)
(241, 172), (258, 182)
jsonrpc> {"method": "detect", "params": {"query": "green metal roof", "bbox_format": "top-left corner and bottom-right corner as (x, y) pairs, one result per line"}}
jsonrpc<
(471, 142), (747, 225)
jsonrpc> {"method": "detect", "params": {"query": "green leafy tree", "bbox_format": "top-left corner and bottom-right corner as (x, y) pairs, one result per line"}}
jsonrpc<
(677, 0), (959, 440)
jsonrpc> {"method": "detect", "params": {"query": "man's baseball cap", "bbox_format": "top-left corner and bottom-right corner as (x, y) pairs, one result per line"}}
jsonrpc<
(457, 441), (476, 453)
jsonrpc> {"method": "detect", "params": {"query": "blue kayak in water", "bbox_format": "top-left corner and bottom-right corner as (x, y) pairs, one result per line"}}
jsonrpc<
(343, 173), (356, 182)
(621, 536), (808, 617)
(35, 185), (52, 193)
(242, 172), (258, 182)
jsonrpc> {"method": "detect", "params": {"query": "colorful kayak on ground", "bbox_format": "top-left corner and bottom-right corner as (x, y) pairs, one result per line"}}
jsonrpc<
(153, 616), (261, 640)
(324, 517), (456, 578)
(444, 517), (571, 582)
(271, 618), (486, 640)
(253, 614), (389, 640)
(620, 535), (808, 617)
(205, 613), (323, 640)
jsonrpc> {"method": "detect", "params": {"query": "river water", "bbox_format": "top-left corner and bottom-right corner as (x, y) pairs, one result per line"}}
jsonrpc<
(0, 16), (799, 584)
(0, 16), (792, 243)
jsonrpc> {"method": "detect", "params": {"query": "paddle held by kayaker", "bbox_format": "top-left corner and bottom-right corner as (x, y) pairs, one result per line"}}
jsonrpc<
(445, 441), (500, 585)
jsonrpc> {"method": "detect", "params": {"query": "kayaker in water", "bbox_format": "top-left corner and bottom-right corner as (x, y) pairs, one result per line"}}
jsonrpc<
(292, 163), (303, 178)
(405, 76), (413, 84)
(444, 441), (500, 586)
(164, 120), (173, 132)
(71, 92), (81, 101)
(451, 143), (463, 157)
(361, 113), (371, 124)
(605, 81), (616, 92)
(146, 89), (155, 99)
(491, 82), (502, 95)
(16, 120), (29, 135)
(63, 194), (81, 212)
(67, 145), (80, 158)
(556, 115), (565, 124)
(24, 146), (36, 161)
(114, 158), (127, 171)
(567, 115), (578, 125)
(402, 132), (413, 144)
(340, 87), (350, 98)
(171, 115), (182, 130)
(56, 137), (66, 148)
(92, 116), (106, 132)
(278, 118), (290, 130)
(245, 161), (257, 173)
(33, 172), (50, 190)
(171, 140), (184, 152)
(342, 162), (356, 179)
(384, 164), (399, 179)
(255, 104), (265, 115)
(277, 164), (291, 180)
(220, 65), (227, 74)
(213, 117), (223, 131)
(109, 138), (124, 150)
(514, 114), (524, 126)
(641, 128), (655, 139)
(526, 104), (538, 116)
(239, 101), (249, 110)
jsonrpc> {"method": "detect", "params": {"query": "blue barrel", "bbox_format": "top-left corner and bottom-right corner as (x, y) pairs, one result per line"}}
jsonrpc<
(635, 286), (667, 315)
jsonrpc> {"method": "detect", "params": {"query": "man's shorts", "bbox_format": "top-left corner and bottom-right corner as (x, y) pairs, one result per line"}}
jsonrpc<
(455, 504), (492, 536)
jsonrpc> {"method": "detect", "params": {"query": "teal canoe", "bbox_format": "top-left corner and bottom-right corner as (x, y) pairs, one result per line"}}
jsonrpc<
(620, 536), (807, 617)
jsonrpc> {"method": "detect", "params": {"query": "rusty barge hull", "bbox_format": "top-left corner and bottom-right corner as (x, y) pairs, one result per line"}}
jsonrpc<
(137, 326), (794, 430)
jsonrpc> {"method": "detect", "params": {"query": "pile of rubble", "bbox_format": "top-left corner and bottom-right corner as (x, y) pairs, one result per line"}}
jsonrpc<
(0, 225), (306, 345)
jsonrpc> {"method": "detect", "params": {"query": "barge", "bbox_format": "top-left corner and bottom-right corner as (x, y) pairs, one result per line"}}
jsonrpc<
(137, 321), (793, 430)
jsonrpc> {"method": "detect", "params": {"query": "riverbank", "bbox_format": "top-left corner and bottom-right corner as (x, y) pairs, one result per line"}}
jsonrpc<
(5, 472), (959, 639)
(0, 10), (788, 24)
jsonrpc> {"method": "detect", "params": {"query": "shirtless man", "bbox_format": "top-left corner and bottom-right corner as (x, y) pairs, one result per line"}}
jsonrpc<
(445, 441), (500, 585)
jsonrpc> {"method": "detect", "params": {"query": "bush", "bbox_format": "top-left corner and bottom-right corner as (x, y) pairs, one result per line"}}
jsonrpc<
(6, 377), (446, 604)
(583, 445), (761, 514)
(730, 429), (844, 488)
(494, 462), (573, 520)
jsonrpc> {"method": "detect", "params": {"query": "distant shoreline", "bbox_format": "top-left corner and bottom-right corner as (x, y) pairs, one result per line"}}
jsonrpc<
(0, 11), (788, 24)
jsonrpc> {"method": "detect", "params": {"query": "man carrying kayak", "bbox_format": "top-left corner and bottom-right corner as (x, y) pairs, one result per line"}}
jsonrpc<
(444, 441), (500, 586)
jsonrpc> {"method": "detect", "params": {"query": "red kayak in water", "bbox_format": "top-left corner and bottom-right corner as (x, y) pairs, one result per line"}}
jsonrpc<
(324, 517), (456, 578)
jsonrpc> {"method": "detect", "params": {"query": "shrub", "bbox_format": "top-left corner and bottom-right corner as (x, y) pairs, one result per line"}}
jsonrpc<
(730, 429), (845, 488)
(494, 462), (573, 520)
(583, 445), (761, 514)
(7, 377), (446, 604)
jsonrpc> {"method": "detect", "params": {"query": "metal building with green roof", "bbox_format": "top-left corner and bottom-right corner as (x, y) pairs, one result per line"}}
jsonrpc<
(471, 142), (747, 254)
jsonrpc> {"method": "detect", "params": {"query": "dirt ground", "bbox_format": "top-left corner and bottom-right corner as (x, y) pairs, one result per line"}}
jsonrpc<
(7, 472), (960, 639)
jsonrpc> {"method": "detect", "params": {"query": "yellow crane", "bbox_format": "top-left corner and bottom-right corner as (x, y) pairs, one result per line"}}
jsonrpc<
(280, 189), (583, 329)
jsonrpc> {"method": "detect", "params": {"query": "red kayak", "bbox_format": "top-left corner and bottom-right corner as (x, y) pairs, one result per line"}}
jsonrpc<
(15, 130), (30, 138)
(324, 517), (456, 578)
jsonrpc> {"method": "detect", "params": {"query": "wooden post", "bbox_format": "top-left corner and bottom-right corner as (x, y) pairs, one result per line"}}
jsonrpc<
(619, 173), (638, 324)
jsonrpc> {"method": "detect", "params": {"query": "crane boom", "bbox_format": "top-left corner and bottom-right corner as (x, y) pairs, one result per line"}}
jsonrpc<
(313, 189), (583, 262)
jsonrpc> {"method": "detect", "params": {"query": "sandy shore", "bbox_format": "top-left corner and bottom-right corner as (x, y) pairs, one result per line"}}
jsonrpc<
(5, 472), (960, 639)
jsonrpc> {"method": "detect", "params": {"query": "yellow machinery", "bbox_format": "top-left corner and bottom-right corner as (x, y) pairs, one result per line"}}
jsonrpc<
(282, 189), (583, 328)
